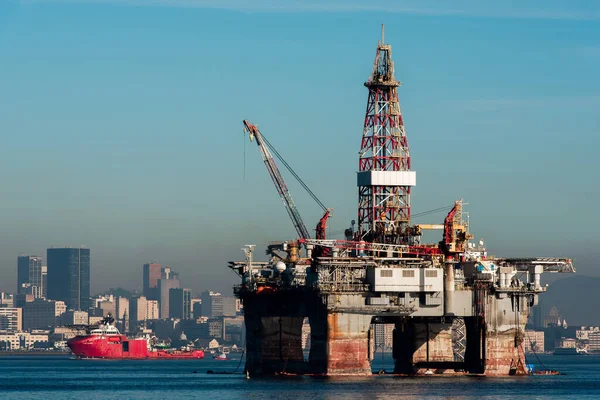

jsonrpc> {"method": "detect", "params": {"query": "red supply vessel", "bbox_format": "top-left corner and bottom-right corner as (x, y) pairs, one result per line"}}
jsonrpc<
(67, 315), (204, 360)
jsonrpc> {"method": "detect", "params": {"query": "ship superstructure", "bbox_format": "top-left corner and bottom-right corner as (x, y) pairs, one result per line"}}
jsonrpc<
(229, 26), (574, 376)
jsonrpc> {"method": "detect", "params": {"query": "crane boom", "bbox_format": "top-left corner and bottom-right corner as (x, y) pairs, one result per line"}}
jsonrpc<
(243, 120), (311, 240)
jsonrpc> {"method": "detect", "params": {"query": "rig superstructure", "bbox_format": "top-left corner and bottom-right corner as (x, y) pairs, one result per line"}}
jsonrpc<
(357, 25), (413, 245)
(229, 26), (574, 376)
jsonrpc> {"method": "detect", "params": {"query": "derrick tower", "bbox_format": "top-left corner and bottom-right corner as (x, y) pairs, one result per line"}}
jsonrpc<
(357, 25), (416, 244)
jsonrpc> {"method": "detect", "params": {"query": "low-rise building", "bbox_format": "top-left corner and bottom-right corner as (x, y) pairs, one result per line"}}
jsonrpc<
(0, 331), (49, 349)
(89, 316), (104, 325)
(576, 326), (600, 341)
(557, 337), (577, 349)
(98, 301), (116, 317)
(0, 293), (14, 308)
(208, 319), (224, 339)
(0, 308), (22, 332)
(52, 326), (85, 341)
(61, 311), (88, 326)
(22, 299), (66, 330)
(14, 293), (35, 307)
(589, 332), (600, 352)
(524, 330), (545, 353)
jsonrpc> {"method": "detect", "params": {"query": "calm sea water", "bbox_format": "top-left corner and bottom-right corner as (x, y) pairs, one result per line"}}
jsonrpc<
(1, 353), (599, 399)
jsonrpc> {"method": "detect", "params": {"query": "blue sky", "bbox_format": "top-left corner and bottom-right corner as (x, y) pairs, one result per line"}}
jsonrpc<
(0, 0), (599, 294)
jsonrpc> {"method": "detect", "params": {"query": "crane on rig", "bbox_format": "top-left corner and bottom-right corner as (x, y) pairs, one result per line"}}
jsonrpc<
(242, 120), (331, 241)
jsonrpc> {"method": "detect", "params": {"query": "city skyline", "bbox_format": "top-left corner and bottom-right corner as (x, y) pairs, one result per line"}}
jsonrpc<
(0, 0), (598, 295)
(13, 252), (220, 298)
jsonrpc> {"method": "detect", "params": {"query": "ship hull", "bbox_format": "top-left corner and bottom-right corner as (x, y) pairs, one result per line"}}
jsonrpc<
(67, 335), (204, 360)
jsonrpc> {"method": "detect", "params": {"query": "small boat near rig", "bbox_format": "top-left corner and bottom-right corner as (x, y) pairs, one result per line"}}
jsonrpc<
(229, 25), (575, 377)
(67, 315), (204, 360)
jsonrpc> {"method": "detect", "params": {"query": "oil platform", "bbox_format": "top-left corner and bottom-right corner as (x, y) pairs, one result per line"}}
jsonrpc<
(229, 26), (575, 376)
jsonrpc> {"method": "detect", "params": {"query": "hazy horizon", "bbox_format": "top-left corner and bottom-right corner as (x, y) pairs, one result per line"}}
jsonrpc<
(1, 0), (599, 295)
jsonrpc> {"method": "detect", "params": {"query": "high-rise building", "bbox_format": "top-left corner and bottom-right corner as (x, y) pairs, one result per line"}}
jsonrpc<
(130, 296), (148, 324)
(0, 308), (22, 331)
(191, 298), (202, 318)
(17, 255), (44, 298)
(41, 266), (48, 299)
(201, 291), (223, 317)
(146, 300), (159, 320)
(116, 297), (129, 321)
(222, 297), (238, 317)
(169, 288), (192, 319)
(143, 263), (162, 301)
(158, 278), (179, 319)
(47, 247), (91, 311)
(161, 266), (178, 280)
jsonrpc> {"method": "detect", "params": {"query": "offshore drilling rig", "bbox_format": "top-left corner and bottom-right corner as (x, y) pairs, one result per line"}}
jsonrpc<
(229, 26), (575, 376)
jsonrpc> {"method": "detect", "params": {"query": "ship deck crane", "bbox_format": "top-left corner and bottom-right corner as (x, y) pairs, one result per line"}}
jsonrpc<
(242, 120), (330, 241)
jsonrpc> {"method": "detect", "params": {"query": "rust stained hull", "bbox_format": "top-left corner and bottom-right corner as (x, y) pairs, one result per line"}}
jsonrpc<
(484, 331), (527, 376)
(327, 313), (371, 375)
(327, 338), (371, 375)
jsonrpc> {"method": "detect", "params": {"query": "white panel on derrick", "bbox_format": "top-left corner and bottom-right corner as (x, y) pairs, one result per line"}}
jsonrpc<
(356, 171), (416, 187)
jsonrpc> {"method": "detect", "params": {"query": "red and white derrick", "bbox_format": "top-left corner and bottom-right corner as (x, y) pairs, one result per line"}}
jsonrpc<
(357, 25), (415, 245)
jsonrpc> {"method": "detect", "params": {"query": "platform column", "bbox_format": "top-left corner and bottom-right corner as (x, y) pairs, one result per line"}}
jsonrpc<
(326, 312), (373, 375)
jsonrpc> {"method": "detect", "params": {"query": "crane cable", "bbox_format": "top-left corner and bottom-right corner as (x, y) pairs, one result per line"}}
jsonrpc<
(260, 133), (327, 212)
(412, 205), (454, 219)
(243, 129), (247, 181)
(247, 126), (453, 224)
